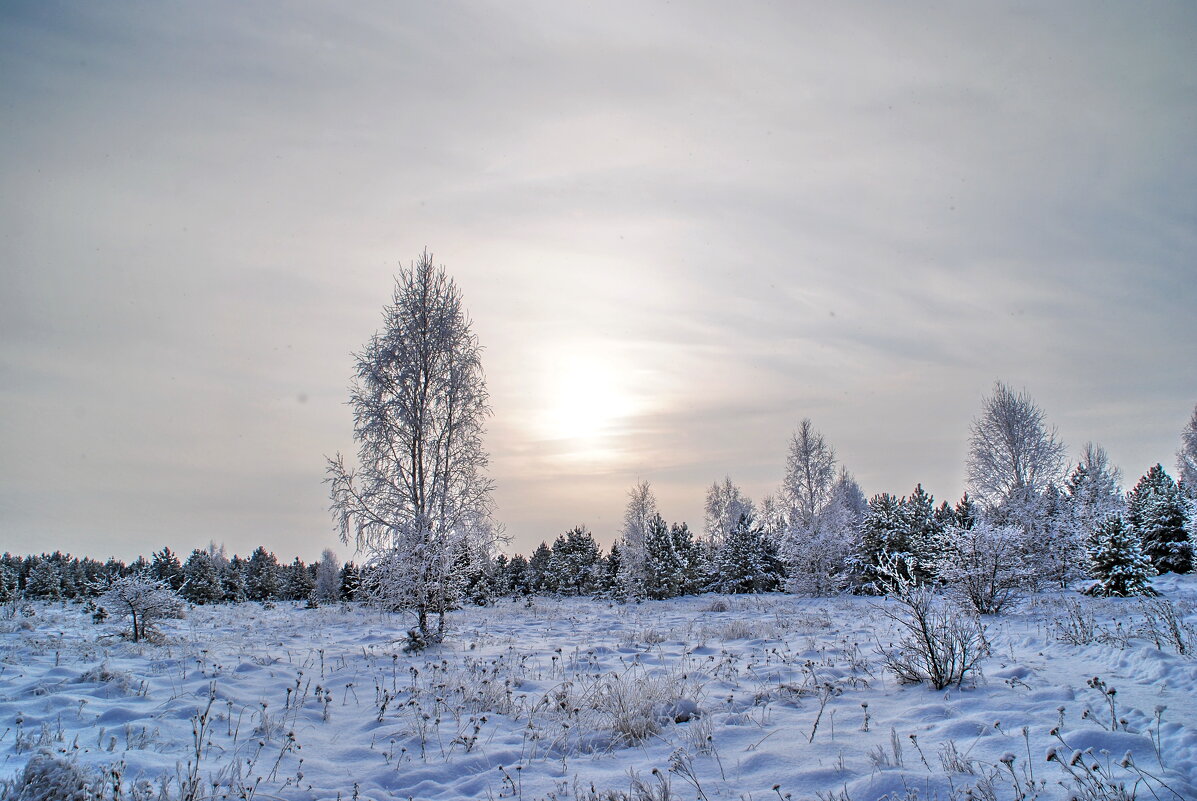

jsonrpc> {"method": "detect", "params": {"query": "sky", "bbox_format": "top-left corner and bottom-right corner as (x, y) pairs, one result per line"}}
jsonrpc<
(1, 1), (1195, 563)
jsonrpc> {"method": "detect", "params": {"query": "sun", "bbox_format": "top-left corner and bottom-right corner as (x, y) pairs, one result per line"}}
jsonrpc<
(536, 348), (639, 458)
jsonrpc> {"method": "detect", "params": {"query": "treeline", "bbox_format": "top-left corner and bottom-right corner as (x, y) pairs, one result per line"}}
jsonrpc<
(0, 547), (364, 606)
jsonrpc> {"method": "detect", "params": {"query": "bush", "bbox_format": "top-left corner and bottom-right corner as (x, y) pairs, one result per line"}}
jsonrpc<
(875, 555), (989, 690)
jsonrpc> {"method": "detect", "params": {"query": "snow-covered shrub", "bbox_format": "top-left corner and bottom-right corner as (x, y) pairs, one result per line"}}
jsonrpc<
(875, 555), (988, 690)
(0, 750), (147, 801)
(936, 521), (1035, 614)
(98, 574), (185, 643)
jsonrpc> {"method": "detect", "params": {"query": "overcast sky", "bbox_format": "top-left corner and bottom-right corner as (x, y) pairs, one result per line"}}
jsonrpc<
(2, 1), (1195, 562)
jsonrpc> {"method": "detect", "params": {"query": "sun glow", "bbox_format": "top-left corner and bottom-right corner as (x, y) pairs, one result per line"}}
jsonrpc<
(536, 348), (640, 461)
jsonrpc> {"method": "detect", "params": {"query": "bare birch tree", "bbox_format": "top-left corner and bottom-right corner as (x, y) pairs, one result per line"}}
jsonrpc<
(326, 252), (497, 646)
(966, 381), (1066, 513)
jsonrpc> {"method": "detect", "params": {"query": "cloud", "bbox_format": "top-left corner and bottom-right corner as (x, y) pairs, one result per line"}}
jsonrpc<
(0, 1), (1194, 558)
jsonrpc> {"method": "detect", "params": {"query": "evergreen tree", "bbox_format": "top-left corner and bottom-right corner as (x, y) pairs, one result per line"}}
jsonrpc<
(1126, 465), (1192, 574)
(491, 554), (512, 597)
(953, 493), (979, 529)
(528, 542), (554, 594)
(1085, 516), (1156, 597)
(181, 550), (223, 605)
(281, 557), (315, 601)
(598, 544), (623, 600)
(222, 556), (248, 603)
(0, 564), (17, 603)
(150, 547), (185, 591)
(852, 493), (909, 593)
(712, 513), (784, 594)
(643, 513), (685, 600)
(901, 484), (941, 582)
(1024, 482), (1077, 588)
(25, 559), (62, 600)
(549, 526), (601, 596)
(339, 562), (360, 601)
(506, 554), (532, 595)
(245, 546), (281, 601)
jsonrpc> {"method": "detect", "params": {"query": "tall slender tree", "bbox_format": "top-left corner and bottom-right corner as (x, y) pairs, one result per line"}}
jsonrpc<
(327, 252), (498, 645)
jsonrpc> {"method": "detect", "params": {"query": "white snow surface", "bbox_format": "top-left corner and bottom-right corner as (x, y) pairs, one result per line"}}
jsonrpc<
(2, 577), (1196, 800)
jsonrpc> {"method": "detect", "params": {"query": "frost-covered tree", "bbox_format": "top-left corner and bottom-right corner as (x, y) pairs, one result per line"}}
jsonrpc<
(1085, 516), (1156, 597)
(852, 493), (909, 593)
(617, 480), (659, 601)
(506, 553), (532, 596)
(901, 484), (943, 582)
(280, 557), (315, 601)
(25, 559), (62, 600)
(936, 522), (1035, 614)
(1178, 403), (1197, 495)
(641, 514), (699, 600)
(221, 555), (247, 603)
(339, 562), (361, 601)
(1126, 464), (1192, 574)
(150, 547), (185, 592)
(1065, 443), (1124, 551)
(527, 541), (554, 594)
(550, 526), (601, 596)
(966, 382), (1067, 519)
(703, 478), (755, 549)
(783, 419), (836, 531)
(787, 469), (864, 596)
(100, 574), (185, 642)
(181, 549), (223, 605)
(315, 549), (341, 602)
(327, 252), (498, 645)
(245, 547), (280, 601)
(712, 513), (784, 594)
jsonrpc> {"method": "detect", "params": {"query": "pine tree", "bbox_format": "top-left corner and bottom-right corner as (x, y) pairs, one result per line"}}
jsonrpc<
(1085, 516), (1157, 597)
(1126, 465), (1192, 574)
(642, 514), (684, 600)
(222, 556), (248, 603)
(599, 544), (624, 600)
(245, 547), (281, 602)
(528, 542), (554, 595)
(281, 558), (315, 601)
(339, 562), (360, 601)
(901, 484), (941, 582)
(151, 547), (184, 592)
(25, 559), (62, 600)
(181, 550), (223, 605)
(549, 526), (601, 596)
(491, 554), (512, 597)
(712, 513), (784, 594)
(953, 494), (979, 529)
(506, 554), (532, 595)
(852, 493), (909, 593)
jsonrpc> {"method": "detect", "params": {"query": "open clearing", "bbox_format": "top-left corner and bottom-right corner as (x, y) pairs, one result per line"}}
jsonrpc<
(1, 578), (1195, 801)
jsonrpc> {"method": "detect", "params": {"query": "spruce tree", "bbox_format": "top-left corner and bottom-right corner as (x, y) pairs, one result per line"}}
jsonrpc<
(713, 513), (784, 594)
(151, 547), (185, 592)
(853, 493), (908, 592)
(1127, 465), (1192, 574)
(245, 546), (281, 601)
(550, 527), (601, 596)
(1086, 516), (1156, 597)
(528, 542), (554, 594)
(222, 556), (248, 603)
(182, 550), (223, 605)
(643, 514), (684, 600)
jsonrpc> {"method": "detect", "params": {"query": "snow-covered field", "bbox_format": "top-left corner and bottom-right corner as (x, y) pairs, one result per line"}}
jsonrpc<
(2, 579), (1196, 801)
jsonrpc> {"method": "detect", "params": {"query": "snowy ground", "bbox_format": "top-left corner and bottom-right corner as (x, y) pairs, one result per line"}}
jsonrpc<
(1, 578), (1195, 801)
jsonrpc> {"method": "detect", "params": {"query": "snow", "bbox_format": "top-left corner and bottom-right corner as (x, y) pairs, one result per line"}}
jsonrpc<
(1, 578), (1195, 800)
